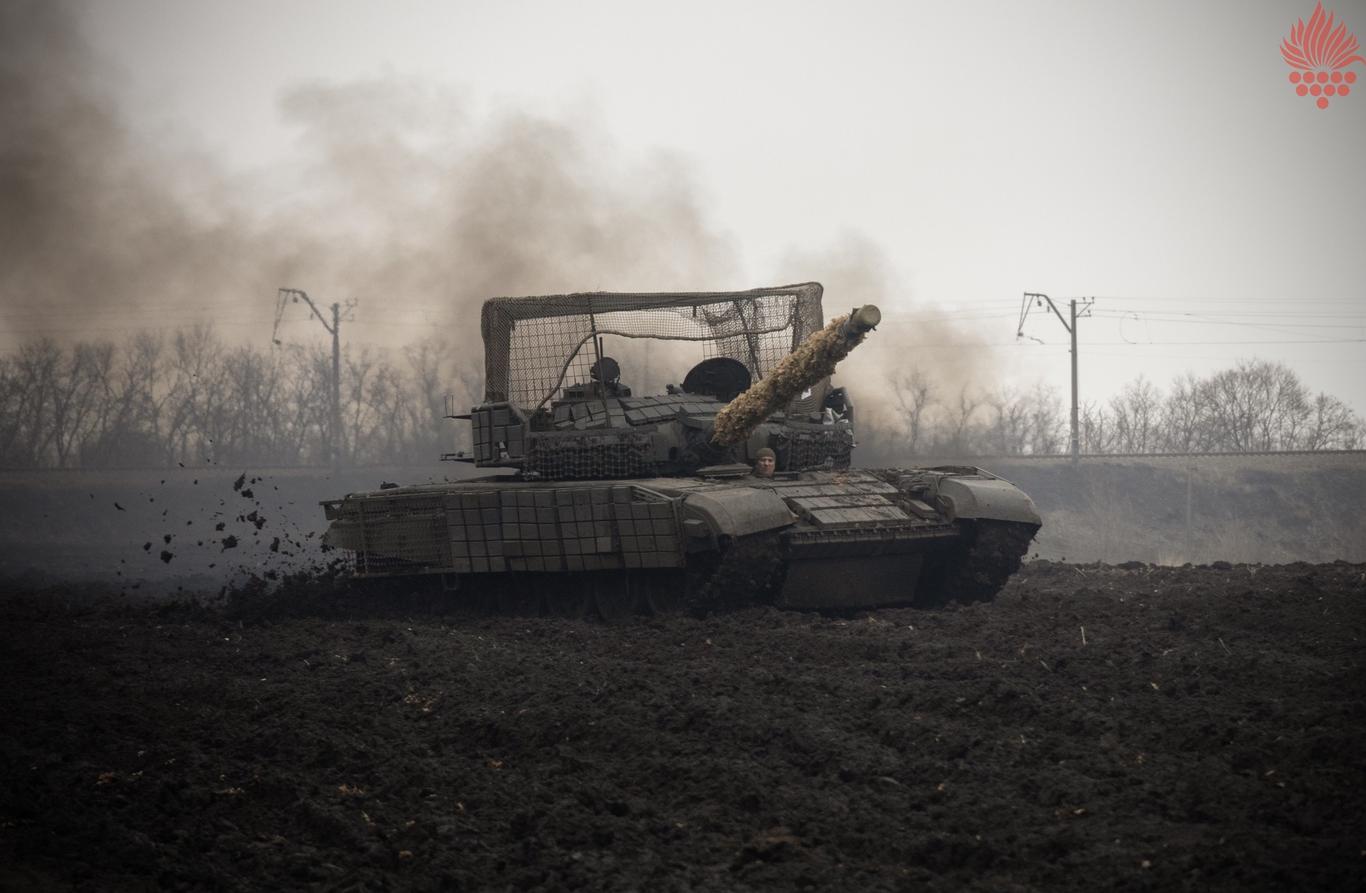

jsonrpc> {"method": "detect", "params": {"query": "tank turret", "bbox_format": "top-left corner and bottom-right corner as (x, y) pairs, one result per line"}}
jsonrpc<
(459, 292), (880, 480)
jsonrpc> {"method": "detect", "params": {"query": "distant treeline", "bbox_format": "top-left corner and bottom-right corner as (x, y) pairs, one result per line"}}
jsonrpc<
(0, 327), (468, 469)
(865, 360), (1361, 459)
(1, 329), (1359, 468)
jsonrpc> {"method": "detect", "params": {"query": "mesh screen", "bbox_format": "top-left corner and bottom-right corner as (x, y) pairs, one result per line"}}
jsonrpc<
(481, 284), (825, 409)
(524, 430), (659, 480)
(783, 425), (856, 470)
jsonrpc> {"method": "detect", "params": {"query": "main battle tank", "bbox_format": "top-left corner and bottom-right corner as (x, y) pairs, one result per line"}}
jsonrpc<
(321, 283), (1040, 617)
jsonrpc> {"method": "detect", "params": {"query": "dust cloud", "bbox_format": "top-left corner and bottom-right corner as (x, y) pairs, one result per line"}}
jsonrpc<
(778, 233), (996, 457)
(0, 2), (259, 328)
(0, 3), (737, 354)
(2, 1), (998, 447)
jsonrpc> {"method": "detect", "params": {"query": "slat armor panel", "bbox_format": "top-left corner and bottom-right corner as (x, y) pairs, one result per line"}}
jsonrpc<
(437, 486), (685, 574)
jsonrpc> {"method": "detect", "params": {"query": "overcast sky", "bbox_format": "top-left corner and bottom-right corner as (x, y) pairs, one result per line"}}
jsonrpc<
(6, 0), (1366, 417)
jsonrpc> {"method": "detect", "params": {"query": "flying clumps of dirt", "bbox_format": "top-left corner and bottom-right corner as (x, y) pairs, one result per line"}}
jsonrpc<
(94, 468), (329, 593)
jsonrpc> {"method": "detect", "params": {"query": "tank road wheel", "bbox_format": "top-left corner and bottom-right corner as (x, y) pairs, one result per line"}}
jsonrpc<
(634, 570), (686, 616)
(592, 573), (640, 623)
(545, 576), (593, 620)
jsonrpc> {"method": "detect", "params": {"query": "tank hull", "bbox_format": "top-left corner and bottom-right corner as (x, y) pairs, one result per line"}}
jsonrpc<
(321, 467), (1040, 612)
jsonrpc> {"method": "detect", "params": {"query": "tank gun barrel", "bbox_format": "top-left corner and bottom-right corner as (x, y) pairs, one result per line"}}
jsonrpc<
(711, 304), (880, 447)
(839, 304), (882, 339)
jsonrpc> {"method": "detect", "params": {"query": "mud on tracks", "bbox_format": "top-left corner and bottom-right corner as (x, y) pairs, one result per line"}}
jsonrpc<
(1, 561), (1362, 890)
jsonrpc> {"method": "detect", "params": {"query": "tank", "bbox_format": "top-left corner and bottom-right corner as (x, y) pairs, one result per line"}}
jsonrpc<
(321, 283), (1041, 617)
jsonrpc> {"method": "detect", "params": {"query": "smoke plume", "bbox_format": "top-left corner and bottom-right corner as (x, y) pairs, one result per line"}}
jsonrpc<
(777, 233), (997, 458)
(1, 2), (738, 356)
(2, 2), (999, 460)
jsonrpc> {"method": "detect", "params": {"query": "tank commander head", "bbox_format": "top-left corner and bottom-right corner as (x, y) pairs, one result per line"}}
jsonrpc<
(589, 356), (631, 397)
(752, 447), (776, 478)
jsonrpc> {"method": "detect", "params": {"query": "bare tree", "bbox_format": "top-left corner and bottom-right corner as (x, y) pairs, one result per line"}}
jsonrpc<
(982, 386), (1032, 455)
(1110, 376), (1161, 453)
(1252, 360), (1309, 449)
(78, 333), (165, 467)
(161, 325), (225, 465)
(1078, 400), (1115, 453)
(0, 356), (21, 465)
(940, 384), (981, 456)
(405, 337), (456, 459)
(1301, 393), (1359, 450)
(49, 341), (114, 467)
(275, 344), (331, 464)
(341, 348), (380, 463)
(1200, 359), (1311, 451)
(1026, 383), (1064, 454)
(891, 367), (935, 456)
(3, 339), (62, 465)
(1157, 372), (1206, 452)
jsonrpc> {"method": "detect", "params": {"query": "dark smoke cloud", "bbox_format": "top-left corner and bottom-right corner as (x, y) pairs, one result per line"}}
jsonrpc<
(2, 1), (994, 457)
(0, 1), (738, 357)
(272, 82), (741, 308)
(1, 1), (255, 318)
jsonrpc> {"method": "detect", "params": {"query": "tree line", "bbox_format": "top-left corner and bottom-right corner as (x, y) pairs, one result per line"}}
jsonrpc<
(0, 327), (474, 469)
(874, 359), (1361, 458)
(0, 329), (1359, 468)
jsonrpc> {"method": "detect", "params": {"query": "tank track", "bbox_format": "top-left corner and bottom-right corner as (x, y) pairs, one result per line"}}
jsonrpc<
(331, 520), (1035, 620)
(683, 533), (787, 614)
(383, 532), (789, 620)
(915, 519), (1038, 607)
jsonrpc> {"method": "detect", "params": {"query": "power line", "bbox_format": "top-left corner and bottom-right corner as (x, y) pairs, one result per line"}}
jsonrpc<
(1086, 295), (1366, 304)
(1095, 308), (1366, 319)
(1091, 312), (1364, 329)
(888, 339), (1366, 348)
(1053, 338), (1366, 346)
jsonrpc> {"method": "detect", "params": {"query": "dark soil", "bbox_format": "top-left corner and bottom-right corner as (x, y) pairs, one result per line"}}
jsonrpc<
(1, 562), (1363, 891)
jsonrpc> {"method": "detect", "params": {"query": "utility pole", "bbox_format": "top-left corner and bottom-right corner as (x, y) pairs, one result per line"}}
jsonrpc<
(1185, 461), (1195, 559)
(274, 288), (356, 468)
(1018, 292), (1093, 463)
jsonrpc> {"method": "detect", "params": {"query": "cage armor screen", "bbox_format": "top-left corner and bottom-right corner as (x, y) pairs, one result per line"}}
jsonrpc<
(479, 283), (826, 410)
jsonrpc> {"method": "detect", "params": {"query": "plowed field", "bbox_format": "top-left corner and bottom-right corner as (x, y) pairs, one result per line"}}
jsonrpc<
(2, 561), (1363, 891)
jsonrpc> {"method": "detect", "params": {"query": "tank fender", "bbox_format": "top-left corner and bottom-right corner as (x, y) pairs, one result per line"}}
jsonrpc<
(682, 487), (796, 539)
(936, 476), (1042, 525)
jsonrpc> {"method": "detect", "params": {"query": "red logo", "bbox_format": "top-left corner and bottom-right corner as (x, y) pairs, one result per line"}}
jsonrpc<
(1282, 2), (1365, 108)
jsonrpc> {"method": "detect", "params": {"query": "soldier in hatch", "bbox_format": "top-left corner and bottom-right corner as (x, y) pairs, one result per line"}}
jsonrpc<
(752, 447), (776, 478)
(590, 357), (631, 397)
